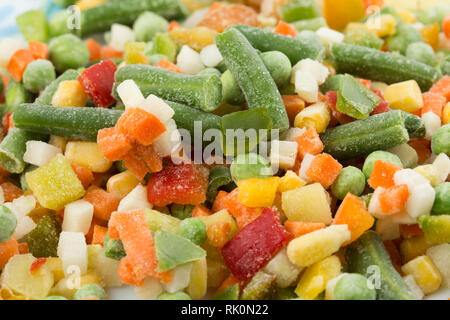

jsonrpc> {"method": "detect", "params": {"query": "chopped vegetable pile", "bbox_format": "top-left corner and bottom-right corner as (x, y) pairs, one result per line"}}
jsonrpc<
(0, 0), (449, 301)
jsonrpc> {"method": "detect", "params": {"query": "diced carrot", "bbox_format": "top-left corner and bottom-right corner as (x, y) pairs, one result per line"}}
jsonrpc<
(123, 152), (150, 181)
(357, 78), (372, 89)
(212, 190), (229, 213)
(292, 156), (302, 173)
(363, 0), (384, 10)
(84, 188), (119, 221)
(1, 182), (24, 202)
(0, 237), (19, 269)
(168, 21), (180, 32)
(273, 21), (297, 37)
(192, 205), (211, 217)
(100, 46), (123, 59)
(282, 95), (305, 125)
(18, 242), (28, 254)
(92, 225), (108, 246)
(85, 216), (107, 244)
(295, 128), (324, 159)
(71, 163), (94, 189)
(216, 274), (241, 295)
(133, 144), (163, 173)
(28, 41), (48, 60)
(421, 92), (446, 118)
(7, 49), (35, 82)
(443, 14), (450, 39)
(367, 160), (402, 189)
(400, 223), (424, 239)
(306, 153), (343, 188)
(86, 38), (102, 61)
(2, 113), (14, 134)
(108, 210), (172, 285)
(332, 193), (375, 245)
(207, 2), (224, 15)
(154, 58), (180, 73)
(378, 184), (409, 215)
(429, 75), (450, 101)
(383, 240), (402, 274)
(284, 220), (325, 238)
(199, 4), (259, 33)
(207, 222), (231, 248)
(221, 189), (262, 229)
(97, 127), (133, 161)
(318, 92), (327, 103)
(408, 138), (431, 165)
(116, 108), (166, 146)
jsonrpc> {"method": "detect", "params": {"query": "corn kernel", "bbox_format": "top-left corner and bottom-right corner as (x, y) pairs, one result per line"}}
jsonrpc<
(414, 165), (440, 186)
(294, 102), (331, 133)
(398, 9), (417, 24)
(65, 141), (112, 173)
(366, 14), (397, 38)
(287, 225), (350, 268)
(278, 170), (306, 193)
(51, 80), (88, 107)
(384, 80), (424, 113)
(169, 27), (217, 51)
(443, 102), (450, 125)
(401, 255), (442, 295)
(400, 235), (434, 263)
(75, 0), (106, 11)
(237, 177), (280, 208)
(295, 255), (341, 300)
(106, 170), (139, 200)
(420, 23), (440, 51)
(49, 135), (68, 154)
(125, 42), (148, 65)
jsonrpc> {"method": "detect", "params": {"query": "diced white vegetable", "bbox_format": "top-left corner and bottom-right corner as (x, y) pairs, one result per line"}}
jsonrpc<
(58, 231), (88, 276)
(387, 143), (418, 168)
(162, 263), (193, 293)
(87, 245), (122, 287)
(432, 153), (450, 184)
(263, 248), (302, 288)
(11, 195), (36, 216)
(291, 58), (329, 85)
(13, 216), (36, 240)
(134, 277), (163, 300)
(152, 119), (182, 157)
(270, 140), (298, 170)
(109, 24), (135, 51)
(0, 38), (24, 68)
(368, 187), (385, 219)
(118, 184), (152, 211)
(23, 141), (61, 167)
(403, 275), (424, 300)
(316, 27), (344, 47)
(176, 45), (205, 75)
(117, 79), (145, 109)
(375, 217), (400, 241)
(438, 32), (450, 50)
(426, 244), (450, 289)
(140, 94), (175, 124)
(294, 70), (319, 103)
(182, 7), (209, 29)
(405, 183), (435, 219)
(394, 169), (429, 192)
(422, 111), (441, 140)
(62, 200), (94, 235)
(391, 209), (417, 224)
(325, 273), (346, 300)
(281, 127), (306, 142)
(298, 153), (315, 182)
(200, 44), (223, 67)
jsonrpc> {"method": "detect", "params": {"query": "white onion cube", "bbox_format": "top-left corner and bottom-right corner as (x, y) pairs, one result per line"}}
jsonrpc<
(316, 27), (344, 47)
(200, 44), (223, 67)
(368, 187), (385, 219)
(23, 141), (61, 167)
(426, 244), (450, 289)
(295, 71), (318, 103)
(13, 216), (36, 240)
(11, 195), (36, 216)
(292, 58), (329, 85)
(135, 277), (164, 300)
(394, 169), (429, 192)
(117, 79), (145, 109)
(375, 217), (400, 241)
(109, 24), (135, 51)
(270, 140), (298, 170)
(58, 231), (88, 276)
(152, 119), (182, 157)
(140, 94), (175, 124)
(118, 185), (152, 212)
(162, 263), (193, 293)
(422, 112), (441, 140)
(298, 153), (315, 182)
(0, 38), (24, 68)
(0, 187), (4, 204)
(403, 275), (424, 299)
(387, 143), (418, 168)
(176, 45), (205, 75)
(405, 183), (435, 219)
(62, 200), (94, 235)
(281, 127), (306, 142)
(263, 248), (302, 288)
(432, 153), (450, 183)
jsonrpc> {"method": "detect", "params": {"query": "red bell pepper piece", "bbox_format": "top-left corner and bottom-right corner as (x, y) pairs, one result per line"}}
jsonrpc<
(2, 113), (14, 134)
(146, 162), (209, 206)
(325, 91), (354, 124)
(370, 90), (390, 115)
(221, 207), (291, 281)
(78, 59), (117, 108)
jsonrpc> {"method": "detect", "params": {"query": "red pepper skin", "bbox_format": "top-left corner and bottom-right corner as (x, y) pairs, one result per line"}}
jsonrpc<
(221, 207), (291, 281)
(370, 90), (390, 115)
(29, 257), (47, 274)
(78, 59), (117, 108)
(326, 91), (354, 124)
(146, 162), (209, 207)
(2, 113), (14, 134)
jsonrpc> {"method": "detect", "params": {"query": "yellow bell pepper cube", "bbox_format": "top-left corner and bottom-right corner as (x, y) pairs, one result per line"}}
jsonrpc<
(366, 14), (397, 38)
(26, 154), (85, 210)
(420, 23), (440, 51)
(398, 9), (417, 24)
(199, 209), (238, 242)
(125, 42), (148, 65)
(401, 255), (442, 295)
(186, 257), (207, 300)
(278, 170), (306, 193)
(106, 170), (140, 199)
(295, 255), (342, 300)
(49, 135), (68, 153)
(414, 165), (441, 186)
(443, 102), (450, 125)
(237, 177), (280, 208)
(323, 0), (365, 31)
(281, 183), (332, 224)
(65, 141), (112, 173)
(287, 225), (350, 268)
(400, 235), (434, 263)
(294, 102), (331, 133)
(384, 80), (424, 113)
(51, 80), (88, 107)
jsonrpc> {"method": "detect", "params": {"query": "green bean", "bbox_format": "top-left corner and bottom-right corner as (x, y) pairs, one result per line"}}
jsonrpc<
(25, 214), (60, 258)
(157, 292), (192, 300)
(230, 152), (273, 181)
(35, 69), (80, 105)
(198, 67), (222, 78)
(178, 217), (207, 245)
(114, 64), (223, 112)
(5, 80), (33, 114)
(406, 42), (435, 66)
(16, 10), (48, 42)
(221, 70), (246, 106)
(431, 124), (450, 156)
(147, 33), (177, 62)
(432, 182), (450, 216)
(133, 11), (168, 42)
(213, 283), (240, 300)
(0, 205), (17, 243)
(330, 43), (441, 91)
(103, 233), (126, 260)
(206, 166), (234, 205)
(403, 111), (426, 139)
(260, 51), (292, 88)
(343, 28), (383, 50)
(74, 284), (108, 300)
(49, 34), (90, 73)
(216, 28), (289, 132)
(0, 128), (46, 174)
(23, 60), (56, 94)
(362, 151), (403, 179)
(331, 166), (366, 200)
(291, 17), (326, 32)
(386, 25), (422, 55)
(278, 0), (321, 23)
(320, 74), (345, 94)
(170, 204), (194, 220)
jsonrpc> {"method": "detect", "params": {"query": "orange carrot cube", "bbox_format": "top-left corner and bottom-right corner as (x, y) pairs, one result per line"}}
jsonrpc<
(273, 21), (297, 37)
(92, 225), (108, 246)
(154, 58), (180, 73)
(7, 49), (35, 82)
(207, 222), (231, 248)
(306, 153), (343, 188)
(100, 46), (123, 59)
(97, 127), (133, 161)
(212, 190), (229, 213)
(84, 188), (119, 221)
(28, 41), (48, 60)
(70, 163), (94, 189)
(192, 205), (211, 217)
(429, 75), (450, 101)
(1, 182), (24, 202)
(295, 128), (324, 159)
(0, 237), (19, 269)
(379, 184), (409, 215)
(367, 160), (402, 189)
(86, 38), (102, 61)
(284, 220), (325, 238)
(221, 189), (262, 229)
(282, 95), (306, 125)
(421, 92), (446, 118)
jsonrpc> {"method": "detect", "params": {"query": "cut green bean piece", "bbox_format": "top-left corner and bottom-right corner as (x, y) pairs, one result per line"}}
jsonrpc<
(320, 74), (345, 94)
(103, 233), (126, 260)
(74, 284), (108, 300)
(0, 205), (17, 243)
(278, 0), (321, 23)
(35, 69), (80, 105)
(148, 33), (177, 62)
(230, 152), (273, 182)
(206, 166), (234, 204)
(170, 204), (194, 220)
(431, 124), (450, 156)
(403, 111), (426, 139)
(16, 10), (48, 42)
(25, 214), (61, 258)
(5, 80), (33, 114)
(291, 17), (326, 32)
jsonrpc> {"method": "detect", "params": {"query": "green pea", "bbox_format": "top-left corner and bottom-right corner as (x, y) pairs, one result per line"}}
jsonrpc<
(171, 204), (194, 220)
(260, 51), (292, 88)
(44, 295), (68, 300)
(331, 166), (366, 200)
(432, 182), (450, 215)
(104, 233), (126, 260)
(362, 150), (403, 180)
(147, 53), (170, 65)
(178, 217), (207, 245)
(133, 11), (169, 42)
(334, 273), (376, 300)
(230, 152), (273, 182)
(49, 34), (90, 73)
(0, 204), (17, 243)
(48, 10), (73, 38)
(23, 60), (56, 94)
(73, 283), (108, 300)
(418, 3), (450, 26)
(157, 292), (192, 300)
(221, 70), (245, 106)
(431, 124), (450, 156)
(386, 25), (422, 55)
(344, 28), (384, 50)
(406, 42), (435, 66)
(198, 67), (222, 78)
